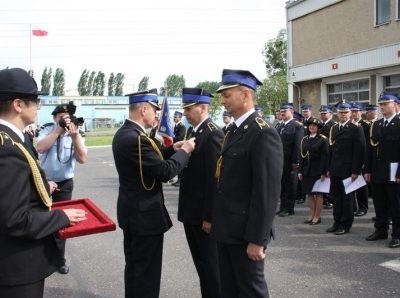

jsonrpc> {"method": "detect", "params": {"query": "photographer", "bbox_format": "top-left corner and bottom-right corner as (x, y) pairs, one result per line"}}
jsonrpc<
(36, 102), (87, 274)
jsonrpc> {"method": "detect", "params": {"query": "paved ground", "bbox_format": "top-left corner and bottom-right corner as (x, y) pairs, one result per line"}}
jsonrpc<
(45, 146), (400, 298)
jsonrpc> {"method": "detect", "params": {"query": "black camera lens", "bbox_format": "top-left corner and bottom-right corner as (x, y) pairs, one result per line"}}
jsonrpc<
(58, 119), (67, 128)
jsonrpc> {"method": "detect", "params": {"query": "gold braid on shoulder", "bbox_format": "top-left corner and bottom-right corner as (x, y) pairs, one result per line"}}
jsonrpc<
(329, 124), (337, 146)
(369, 120), (379, 147)
(138, 133), (163, 191)
(300, 136), (309, 159)
(0, 132), (52, 209)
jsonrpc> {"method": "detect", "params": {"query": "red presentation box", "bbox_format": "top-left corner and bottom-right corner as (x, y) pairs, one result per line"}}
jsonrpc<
(52, 198), (116, 240)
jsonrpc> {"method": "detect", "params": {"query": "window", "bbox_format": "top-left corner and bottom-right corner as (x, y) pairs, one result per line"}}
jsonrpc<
(398, 0), (400, 20)
(376, 0), (390, 25)
(327, 79), (370, 105)
(384, 74), (400, 96)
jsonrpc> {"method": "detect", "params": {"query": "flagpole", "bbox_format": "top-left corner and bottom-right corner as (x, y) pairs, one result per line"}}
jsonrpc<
(29, 24), (32, 73)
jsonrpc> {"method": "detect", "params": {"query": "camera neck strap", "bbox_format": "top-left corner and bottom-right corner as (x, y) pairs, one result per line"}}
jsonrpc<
(56, 135), (74, 164)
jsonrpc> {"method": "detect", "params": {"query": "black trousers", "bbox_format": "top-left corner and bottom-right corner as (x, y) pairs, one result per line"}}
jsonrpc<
(355, 185), (368, 212)
(371, 182), (400, 238)
(217, 243), (269, 298)
(123, 229), (164, 298)
(280, 167), (298, 213)
(0, 279), (44, 298)
(184, 224), (221, 298)
(52, 178), (74, 264)
(330, 177), (355, 230)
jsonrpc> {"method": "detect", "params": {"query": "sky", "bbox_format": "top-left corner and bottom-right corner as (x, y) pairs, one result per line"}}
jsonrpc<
(0, 0), (287, 95)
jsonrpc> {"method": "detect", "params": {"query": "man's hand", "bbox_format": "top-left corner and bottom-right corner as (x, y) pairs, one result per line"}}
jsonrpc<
(364, 173), (371, 183)
(202, 220), (211, 234)
(351, 174), (358, 182)
(246, 242), (265, 261)
(181, 137), (196, 154)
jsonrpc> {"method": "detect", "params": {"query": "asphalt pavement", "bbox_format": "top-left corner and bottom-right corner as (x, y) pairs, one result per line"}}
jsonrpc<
(45, 146), (400, 298)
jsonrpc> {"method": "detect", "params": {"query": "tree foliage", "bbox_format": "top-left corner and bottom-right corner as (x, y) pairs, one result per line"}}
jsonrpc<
(138, 76), (149, 91)
(114, 73), (125, 96)
(52, 68), (65, 96)
(40, 67), (52, 94)
(256, 74), (288, 115)
(262, 29), (287, 77)
(93, 71), (105, 96)
(160, 74), (185, 97)
(196, 81), (221, 120)
(78, 70), (89, 96)
(108, 72), (115, 96)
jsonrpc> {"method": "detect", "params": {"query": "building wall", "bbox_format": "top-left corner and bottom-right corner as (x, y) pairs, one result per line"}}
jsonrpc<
(291, 0), (400, 66)
(292, 79), (322, 111)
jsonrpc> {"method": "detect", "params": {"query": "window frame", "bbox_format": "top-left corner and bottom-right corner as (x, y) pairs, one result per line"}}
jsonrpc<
(375, 0), (391, 26)
(327, 78), (370, 105)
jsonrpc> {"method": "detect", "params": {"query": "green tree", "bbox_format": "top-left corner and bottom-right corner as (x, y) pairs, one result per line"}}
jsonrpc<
(196, 81), (221, 120)
(256, 74), (288, 115)
(78, 70), (89, 96)
(85, 71), (95, 96)
(40, 67), (52, 94)
(138, 76), (149, 91)
(93, 71), (105, 96)
(52, 68), (65, 96)
(262, 28), (287, 76)
(114, 73), (125, 96)
(160, 74), (185, 97)
(108, 72), (115, 96)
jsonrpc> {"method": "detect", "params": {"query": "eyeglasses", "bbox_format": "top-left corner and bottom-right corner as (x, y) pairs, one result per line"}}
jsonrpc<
(22, 97), (41, 107)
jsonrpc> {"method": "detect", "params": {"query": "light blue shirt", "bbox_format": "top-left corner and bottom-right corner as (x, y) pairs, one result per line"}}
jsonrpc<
(37, 123), (86, 182)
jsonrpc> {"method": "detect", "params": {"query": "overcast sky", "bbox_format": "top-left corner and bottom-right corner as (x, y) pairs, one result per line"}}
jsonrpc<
(0, 0), (287, 95)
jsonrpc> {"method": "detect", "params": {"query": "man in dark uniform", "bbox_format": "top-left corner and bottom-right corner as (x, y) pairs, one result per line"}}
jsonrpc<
(0, 68), (86, 297)
(319, 105), (337, 209)
(276, 103), (304, 216)
(222, 110), (232, 135)
(178, 87), (224, 297)
(350, 102), (370, 217)
(364, 92), (400, 248)
(173, 111), (186, 142)
(213, 69), (283, 298)
(112, 89), (196, 298)
(365, 104), (379, 122)
(326, 100), (365, 235)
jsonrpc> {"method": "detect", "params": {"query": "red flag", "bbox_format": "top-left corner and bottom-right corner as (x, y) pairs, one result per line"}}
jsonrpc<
(32, 30), (48, 36)
(157, 98), (174, 147)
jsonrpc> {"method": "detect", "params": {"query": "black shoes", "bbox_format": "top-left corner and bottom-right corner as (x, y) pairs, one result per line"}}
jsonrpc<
(323, 202), (333, 209)
(334, 228), (349, 235)
(278, 211), (294, 217)
(304, 219), (312, 224)
(365, 231), (388, 241)
(296, 198), (305, 204)
(388, 238), (400, 248)
(310, 218), (321, 225)
(58, 264), (69, 274)
(326, 225), (339, 233)
(354, 210), (367, 217)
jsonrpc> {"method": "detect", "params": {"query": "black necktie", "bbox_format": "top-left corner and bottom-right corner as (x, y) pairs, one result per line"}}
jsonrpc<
(186, 126), (194, 139)
(229, 122), (237, 133)
(384, 120), (389, 127)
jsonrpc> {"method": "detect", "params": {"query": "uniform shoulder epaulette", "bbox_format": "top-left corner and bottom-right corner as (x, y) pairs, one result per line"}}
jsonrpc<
(351, 120), (360, 126)
(0, 131), (13, 146)
(255, 117), (269, 129)
(207, 122), (219, 131)
(319, 134), (327, 139)
(363, 119), (371, 125)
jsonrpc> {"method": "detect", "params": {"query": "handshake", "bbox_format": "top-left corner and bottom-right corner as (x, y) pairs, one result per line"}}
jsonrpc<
(173, 137), (196, 154)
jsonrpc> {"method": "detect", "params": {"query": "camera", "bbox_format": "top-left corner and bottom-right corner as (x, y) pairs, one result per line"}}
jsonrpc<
(59, 116), (85, 129)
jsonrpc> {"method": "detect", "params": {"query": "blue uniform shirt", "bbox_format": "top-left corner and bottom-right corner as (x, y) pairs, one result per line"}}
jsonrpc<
(37, 123), (86, 182)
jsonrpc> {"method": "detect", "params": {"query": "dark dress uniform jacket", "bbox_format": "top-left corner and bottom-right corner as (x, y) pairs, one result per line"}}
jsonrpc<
(299, 134), (329, 177)
(173, 121), (186, 143)
(178, 119), (224, 224)
(278, 119), (304, 168)
(328, 122), (366, 177)
(365, 116), (400, 183)
(112, 120), (189, 234)
(212, 113), (283, 246)
(320, 119), (337, 138)
(0, 125), (70, 286)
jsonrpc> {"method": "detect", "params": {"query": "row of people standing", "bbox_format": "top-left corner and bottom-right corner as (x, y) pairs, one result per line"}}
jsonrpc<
(273, 93), (400, 248)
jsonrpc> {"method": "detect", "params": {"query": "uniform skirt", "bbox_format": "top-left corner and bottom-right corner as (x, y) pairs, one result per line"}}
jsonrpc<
(302, 176), (321, 195)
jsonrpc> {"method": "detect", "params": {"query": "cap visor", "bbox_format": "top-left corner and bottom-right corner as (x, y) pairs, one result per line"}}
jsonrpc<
(216, 84), (240, 93)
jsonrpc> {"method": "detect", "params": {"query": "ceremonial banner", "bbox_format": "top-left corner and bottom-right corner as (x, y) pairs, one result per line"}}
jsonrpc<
(158, 98), (174, 147)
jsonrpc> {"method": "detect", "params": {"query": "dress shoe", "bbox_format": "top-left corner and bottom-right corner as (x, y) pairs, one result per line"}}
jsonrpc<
(334, 228), (349, 235)
(58, 264), (69, 274)
(310, 218), (321, 225)
(354, 210), (367, 217)
(323, 202), (333, 209)
(388, 238), (400, 248)
(278, 211), (294, 217)
(296, 198), (305, 204)
(326, 225), (339, 233)
(172, 181), (180, 187)
(365, 231), (388, 241)
(304, 219), (312, 224)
